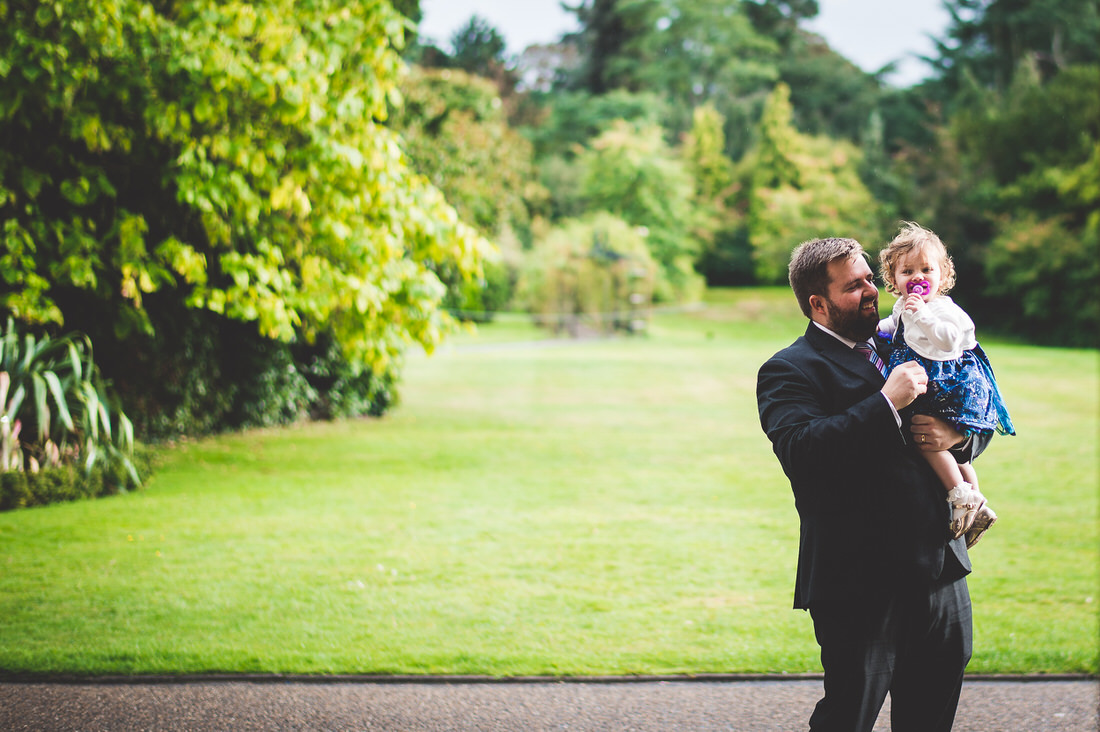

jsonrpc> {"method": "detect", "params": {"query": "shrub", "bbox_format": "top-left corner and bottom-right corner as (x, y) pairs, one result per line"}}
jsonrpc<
(517, 213), (658, 336)
(983, 215), (1099, 347)
(94, 304), (397, 440)
(0, 319), (141, 509)
(0, 446), (155, 511)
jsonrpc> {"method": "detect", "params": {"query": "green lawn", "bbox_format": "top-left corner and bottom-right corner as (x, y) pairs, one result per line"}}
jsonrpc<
(0, 288), (1096, 676)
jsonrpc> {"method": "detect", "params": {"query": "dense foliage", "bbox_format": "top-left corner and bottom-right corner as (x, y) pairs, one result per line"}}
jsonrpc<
(516, 212), (657, 335)
(0, 0), (492, 443)
(416, 0), (1097, 347)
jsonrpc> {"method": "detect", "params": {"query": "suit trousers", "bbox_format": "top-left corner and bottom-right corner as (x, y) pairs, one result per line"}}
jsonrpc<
(807, 574), (972, 732)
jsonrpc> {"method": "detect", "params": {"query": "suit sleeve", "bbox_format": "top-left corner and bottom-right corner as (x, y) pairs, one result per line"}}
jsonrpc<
(757, 353), (903, 492)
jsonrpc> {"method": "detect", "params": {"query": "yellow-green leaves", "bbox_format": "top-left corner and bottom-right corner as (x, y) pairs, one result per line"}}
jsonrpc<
(0, 0), (489, 374)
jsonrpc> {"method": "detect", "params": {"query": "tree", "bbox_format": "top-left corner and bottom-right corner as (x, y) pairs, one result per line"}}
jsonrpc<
(563, 0), (640, 94)
(777, 30), (884, 144)
(393, 67), (537, 241)
(984, 212), (1099, 347)
(562, 0), (779, 154)
(0, 0), (491, 383)
(932, 0), (1100, 93)
(391, 0), (423, 47)
(523, 89), (669, 160)
(947, 63), (1100, 343)
(449, 15), (509, 80)
(578, 121), (704, 301)
(742, 0), (820, 50)
(683, 105), (755, 285)
(747, 84), (883, 283)
(392, 66), (542, 315)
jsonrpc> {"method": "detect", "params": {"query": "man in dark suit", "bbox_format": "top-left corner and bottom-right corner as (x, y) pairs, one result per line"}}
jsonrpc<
(757, 237), (987, 732)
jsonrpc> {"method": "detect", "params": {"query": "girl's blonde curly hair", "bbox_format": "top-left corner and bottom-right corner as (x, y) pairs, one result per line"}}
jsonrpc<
(878, 221), (957, 296)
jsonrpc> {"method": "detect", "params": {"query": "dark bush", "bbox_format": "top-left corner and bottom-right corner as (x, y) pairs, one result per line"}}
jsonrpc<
(69, 298), (399, 441)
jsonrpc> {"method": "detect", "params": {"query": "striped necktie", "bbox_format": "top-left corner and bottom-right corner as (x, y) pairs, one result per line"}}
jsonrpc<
(854, 342), (887, 377)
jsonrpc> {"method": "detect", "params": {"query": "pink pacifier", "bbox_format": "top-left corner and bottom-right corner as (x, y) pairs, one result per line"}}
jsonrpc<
(906, 280), (931, 297)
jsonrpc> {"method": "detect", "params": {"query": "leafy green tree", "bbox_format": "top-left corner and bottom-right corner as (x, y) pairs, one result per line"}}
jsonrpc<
(563, 0), (779, 156)
(391, 66), (542, 315)
(683, 105), (755, 285)
(947, 63), (1100, 343)
(685, 105), (735, 203)
(578, 121), (704, 301)
(563, 0), (642, 94)
(392, 0), (422, 31)
(393, 67), (536, 240)
(935, 0), (1100, 91)
(0, 0), (490, 391)
(778, 30), (884, 144)
(628, 0), (777, 108)
(742, 0), (820, 50)
(523, 89), (669, 160)
(449, 15), (509, 79)
(953, 63), (1099, 198)
(747, 84), (882, 283)
(984, 212), (1098, 347)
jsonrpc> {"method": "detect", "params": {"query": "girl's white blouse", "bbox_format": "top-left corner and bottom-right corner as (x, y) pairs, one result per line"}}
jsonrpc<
(878, 295), (977, 361)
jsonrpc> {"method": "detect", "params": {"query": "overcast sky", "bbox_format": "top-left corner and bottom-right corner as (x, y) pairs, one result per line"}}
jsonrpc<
(418, 0), (952, 87)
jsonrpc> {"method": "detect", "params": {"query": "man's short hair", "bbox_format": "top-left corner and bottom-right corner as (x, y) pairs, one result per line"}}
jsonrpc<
(788, 237), (867, 318)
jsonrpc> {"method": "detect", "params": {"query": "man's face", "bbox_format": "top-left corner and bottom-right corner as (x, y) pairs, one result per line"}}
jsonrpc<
(816, 256), (880, 341)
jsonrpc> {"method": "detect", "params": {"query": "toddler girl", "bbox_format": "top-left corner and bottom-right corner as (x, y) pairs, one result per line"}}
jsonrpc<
(877, 222), (1015, 548)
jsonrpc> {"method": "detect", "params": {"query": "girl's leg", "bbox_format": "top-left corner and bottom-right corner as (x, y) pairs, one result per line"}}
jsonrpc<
(923, 452), (984, 539)
(958, 462), (978, 492)
(957, 461), (997, 548)
(922, 449), (966, 493)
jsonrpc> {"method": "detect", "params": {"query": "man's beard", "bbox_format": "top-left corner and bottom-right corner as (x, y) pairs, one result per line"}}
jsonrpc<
(824, 296), (879, 341)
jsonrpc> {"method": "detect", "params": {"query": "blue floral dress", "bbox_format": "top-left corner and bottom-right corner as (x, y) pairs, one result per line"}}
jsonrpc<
(882, 296), (1015, 437)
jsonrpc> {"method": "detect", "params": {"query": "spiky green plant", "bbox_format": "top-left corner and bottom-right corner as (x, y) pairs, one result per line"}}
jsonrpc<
(0, 320), (139, 489)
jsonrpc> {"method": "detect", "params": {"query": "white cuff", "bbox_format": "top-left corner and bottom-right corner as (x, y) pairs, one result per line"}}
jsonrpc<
(881, 392), (902, 429)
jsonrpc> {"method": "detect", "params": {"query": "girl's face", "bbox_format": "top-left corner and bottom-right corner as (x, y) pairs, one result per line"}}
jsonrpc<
(893, 247), (943, 301)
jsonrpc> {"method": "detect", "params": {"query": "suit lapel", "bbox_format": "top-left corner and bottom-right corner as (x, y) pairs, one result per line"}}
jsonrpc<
(805, 323), (885, 384)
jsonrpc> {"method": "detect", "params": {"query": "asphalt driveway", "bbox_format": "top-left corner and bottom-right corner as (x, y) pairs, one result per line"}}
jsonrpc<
(1, 675), (1095, 731)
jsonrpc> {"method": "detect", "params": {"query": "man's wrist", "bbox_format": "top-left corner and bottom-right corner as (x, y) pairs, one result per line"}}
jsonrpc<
(880, 392), (902, 428)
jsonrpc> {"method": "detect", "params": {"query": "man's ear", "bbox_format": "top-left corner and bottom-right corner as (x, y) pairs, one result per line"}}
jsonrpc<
(808, 294), (827, 319)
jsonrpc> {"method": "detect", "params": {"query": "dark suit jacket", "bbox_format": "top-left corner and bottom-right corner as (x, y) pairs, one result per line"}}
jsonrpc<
(757, 322), (981, 609)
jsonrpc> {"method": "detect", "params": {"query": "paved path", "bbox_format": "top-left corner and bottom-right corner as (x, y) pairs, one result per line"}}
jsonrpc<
(1, 677), (1095, 731)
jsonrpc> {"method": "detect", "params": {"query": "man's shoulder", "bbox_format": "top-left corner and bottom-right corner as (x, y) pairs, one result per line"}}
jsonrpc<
(763, 336), (806, 365)
(765, 325), (824, 363)
(759, 331), (825, 385)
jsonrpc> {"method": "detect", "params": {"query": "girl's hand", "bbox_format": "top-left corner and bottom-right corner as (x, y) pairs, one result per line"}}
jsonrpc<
(904, 293), (925, 312)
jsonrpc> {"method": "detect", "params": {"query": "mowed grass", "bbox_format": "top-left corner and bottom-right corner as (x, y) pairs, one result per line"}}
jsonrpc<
(0, 289), (1095, 676)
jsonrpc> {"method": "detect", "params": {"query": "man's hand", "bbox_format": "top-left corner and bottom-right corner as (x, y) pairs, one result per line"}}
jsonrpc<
(910, 414), (966, 452)
(882, 360), (928, 410)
